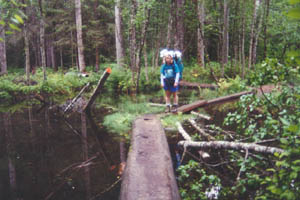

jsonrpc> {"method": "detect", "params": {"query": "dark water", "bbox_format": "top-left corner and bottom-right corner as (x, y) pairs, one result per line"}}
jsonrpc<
(0, 106), (125, 200)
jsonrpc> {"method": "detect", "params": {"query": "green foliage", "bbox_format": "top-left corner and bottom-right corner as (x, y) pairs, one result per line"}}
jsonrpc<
(223, 82), (300, 199)
(217, 76), (247, 95)
(248, 58), (291, 86)
(160, 113), (193, 129)
(103, 97), (165, 137)
(177, 160), (222, 200)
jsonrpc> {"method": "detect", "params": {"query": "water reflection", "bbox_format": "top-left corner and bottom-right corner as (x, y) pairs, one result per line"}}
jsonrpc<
(0, 107), (124, 200)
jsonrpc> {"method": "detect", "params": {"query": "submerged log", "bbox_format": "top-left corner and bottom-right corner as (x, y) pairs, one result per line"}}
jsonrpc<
(178, 140), (284, 154)
(83, 68), (111, 111)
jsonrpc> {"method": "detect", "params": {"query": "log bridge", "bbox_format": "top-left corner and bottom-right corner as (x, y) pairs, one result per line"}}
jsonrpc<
(120, 114), (181, 200)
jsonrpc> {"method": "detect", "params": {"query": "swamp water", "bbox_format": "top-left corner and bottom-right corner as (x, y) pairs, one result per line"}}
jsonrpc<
(0, 106), (125, 200)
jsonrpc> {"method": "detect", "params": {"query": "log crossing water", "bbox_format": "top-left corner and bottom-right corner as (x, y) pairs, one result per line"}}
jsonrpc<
(120, 114), (181, 200)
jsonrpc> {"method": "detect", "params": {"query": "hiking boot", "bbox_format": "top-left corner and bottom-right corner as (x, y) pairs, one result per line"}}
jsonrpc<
(172, 104), (178, 113)
(165, 105), (171, 113)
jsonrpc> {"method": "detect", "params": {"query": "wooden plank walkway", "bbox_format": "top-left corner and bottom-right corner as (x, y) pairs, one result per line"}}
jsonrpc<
(120, 114), (181, 200)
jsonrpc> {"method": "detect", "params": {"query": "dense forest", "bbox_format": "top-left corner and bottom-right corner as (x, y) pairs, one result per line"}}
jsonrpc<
(0, 0), (300, 199)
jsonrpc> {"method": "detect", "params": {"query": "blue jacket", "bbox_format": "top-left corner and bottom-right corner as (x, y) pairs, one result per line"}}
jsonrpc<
(160, 62), (180, 86)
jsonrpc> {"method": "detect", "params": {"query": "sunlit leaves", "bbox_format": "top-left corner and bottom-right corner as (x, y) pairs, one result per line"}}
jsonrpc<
(13, 14), (24, 24)
(287, 8), (300, 19)
(8, 23), (21, 32)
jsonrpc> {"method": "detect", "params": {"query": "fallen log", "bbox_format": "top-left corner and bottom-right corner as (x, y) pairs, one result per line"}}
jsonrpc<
(206, 91), (253, 105)
(178, 140), (284, 154)
(83, 68), (111, 111)
(177, 91), (253, 113)
(177, 100), (207, 113)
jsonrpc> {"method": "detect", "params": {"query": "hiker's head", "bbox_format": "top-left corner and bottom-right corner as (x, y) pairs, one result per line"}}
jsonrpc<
(165, 54), (173, 64)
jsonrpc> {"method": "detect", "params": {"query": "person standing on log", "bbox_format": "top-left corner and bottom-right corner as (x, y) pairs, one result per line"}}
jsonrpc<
(160, 52), (180, 113)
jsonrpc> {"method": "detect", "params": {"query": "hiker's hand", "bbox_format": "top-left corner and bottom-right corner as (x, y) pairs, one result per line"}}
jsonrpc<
(161, 84), (164, 88)
(174, 82), (178, 87)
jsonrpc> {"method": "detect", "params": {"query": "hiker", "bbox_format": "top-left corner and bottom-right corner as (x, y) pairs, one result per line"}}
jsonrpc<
(160, 52), (180, 112)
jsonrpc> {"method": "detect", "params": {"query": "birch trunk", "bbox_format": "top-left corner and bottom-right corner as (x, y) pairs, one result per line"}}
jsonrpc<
(115, 0), (125, 67)
(75, 0), (86, 72)
(197, 0), (205, 67)
(178, 140), (284, 154)
(0, 20), (7, 74)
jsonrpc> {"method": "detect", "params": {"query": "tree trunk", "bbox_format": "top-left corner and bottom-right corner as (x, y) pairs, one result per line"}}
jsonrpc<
(197, 0), (205, 67)
(50, 40), (56, 70)
(143, 43), (149, 81)
(75, 0), (86, 72)
(95, 47), (99, 72)
(241, 1), (246, 79)
(129, 0), (137, 89)
(252, 0), (263, 65)
(71, 30), (74, 68)
(135, 0), (151, 93)
(221, 0), (229, 77)
(0, 21), (7, 74)
(39, 0), (47, 80)
(263, 0), (270, 59)
(166, 0), (175, 48)
(115, 0), (125, 67)
(60, 47), (63, 69)
(175, 0), (185, 51)
(24, 23), (31, 84)
(248, 0), (257, 70)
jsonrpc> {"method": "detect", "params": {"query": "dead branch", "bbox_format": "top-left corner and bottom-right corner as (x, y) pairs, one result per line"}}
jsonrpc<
(178, 140), (284, 154)
(188, 118), (215, 140)
(191, 111), (211, 120)
(176, 122), (210, 159)
(64, 82), (90, 114)
(83, 68), (111, 111)
(176, 122), (192, 141)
